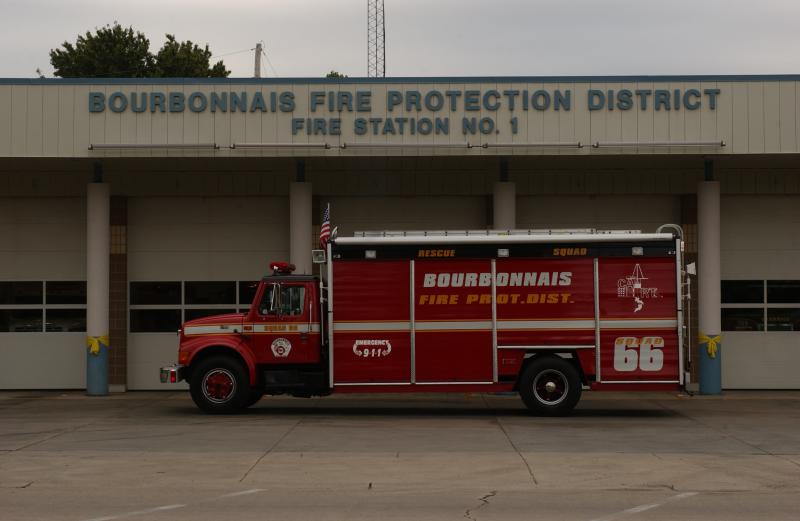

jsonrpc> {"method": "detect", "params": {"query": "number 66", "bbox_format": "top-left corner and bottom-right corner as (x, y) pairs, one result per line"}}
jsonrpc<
(613, 336), (664, 372)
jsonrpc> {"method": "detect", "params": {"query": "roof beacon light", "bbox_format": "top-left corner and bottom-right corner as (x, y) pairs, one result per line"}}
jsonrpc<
(270, 262), (296, 275)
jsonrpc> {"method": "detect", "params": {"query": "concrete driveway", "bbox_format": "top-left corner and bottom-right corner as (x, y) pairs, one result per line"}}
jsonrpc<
(1, 391), (799, 520)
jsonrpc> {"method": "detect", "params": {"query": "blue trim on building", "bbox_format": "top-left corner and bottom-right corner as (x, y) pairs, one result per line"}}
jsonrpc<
(1, 75), (800, 86)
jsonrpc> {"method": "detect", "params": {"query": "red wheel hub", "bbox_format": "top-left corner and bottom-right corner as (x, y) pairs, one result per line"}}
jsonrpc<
(203, 369), (235, 403)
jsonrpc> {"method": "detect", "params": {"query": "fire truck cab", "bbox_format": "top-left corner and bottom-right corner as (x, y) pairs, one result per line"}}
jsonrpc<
(161, 228), (686, 415)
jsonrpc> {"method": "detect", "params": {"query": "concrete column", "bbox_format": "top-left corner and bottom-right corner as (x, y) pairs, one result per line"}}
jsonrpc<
(493, 182), (516, 230)
(697, 180), (722, 395)
(86, 182), (110, 396)
(289, 182), (313, 275)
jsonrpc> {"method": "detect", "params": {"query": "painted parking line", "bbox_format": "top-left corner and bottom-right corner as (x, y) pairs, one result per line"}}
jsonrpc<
(588, 492), (699, 521)
(218, 488), (266, 498)
(80, 489), (267, 521)
(83, 504), (186, 521)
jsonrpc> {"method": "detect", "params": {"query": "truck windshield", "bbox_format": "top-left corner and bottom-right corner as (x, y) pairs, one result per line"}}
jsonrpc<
(259, 285), (305, 317)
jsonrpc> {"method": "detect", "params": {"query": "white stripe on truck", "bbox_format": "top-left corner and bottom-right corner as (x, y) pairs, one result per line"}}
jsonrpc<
(332, 319), (676, 332)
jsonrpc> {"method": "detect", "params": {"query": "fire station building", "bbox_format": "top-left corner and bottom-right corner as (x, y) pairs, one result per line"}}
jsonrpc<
(0, 76), (798, 392)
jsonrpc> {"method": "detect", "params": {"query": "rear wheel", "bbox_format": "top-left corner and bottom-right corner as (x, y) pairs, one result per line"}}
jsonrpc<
(519, 355), (582, 416)
(190, 356), (250, 414)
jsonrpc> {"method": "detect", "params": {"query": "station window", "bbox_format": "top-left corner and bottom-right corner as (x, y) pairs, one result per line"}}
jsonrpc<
(0, 281), (86, 333)
(766, 308), (800, 332)
(130, 282), (181, 305)
(0, 281), (43, 305)
(766, 280), (800, 304)
(721, 308), (764, 332)
(129, 280), (260, 333)
(184, 282), (235, 305)
(239, 281), (260, 311)
(721, 280), (763, 304)
(721, 280), (800, 332)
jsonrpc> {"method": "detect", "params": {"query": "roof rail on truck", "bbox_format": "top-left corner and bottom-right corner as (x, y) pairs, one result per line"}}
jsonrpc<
(353, 229), (643, 238)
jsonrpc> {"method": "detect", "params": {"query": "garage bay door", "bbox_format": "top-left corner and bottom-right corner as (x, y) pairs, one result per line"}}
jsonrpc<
(721, 196), (800, 389)
(0, 198), (86, 389)
(126, 196), (288, 390)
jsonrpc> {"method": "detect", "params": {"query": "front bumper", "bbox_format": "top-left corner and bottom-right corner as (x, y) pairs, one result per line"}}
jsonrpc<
(160, 364), (186, 384)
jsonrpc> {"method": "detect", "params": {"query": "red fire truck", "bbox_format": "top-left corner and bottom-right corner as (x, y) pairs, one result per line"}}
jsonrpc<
(161, 228), (686, 415)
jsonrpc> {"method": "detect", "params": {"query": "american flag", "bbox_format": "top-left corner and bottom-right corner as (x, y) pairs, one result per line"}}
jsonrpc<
(319, 203), (331, 249)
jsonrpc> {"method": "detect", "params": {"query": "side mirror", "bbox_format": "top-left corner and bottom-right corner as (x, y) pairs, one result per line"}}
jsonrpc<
(312, 249), (326, 264)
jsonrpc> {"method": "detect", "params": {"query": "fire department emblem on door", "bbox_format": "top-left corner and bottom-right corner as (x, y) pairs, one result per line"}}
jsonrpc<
(617, 264), (659, 312)
(271, 337), (292, 357)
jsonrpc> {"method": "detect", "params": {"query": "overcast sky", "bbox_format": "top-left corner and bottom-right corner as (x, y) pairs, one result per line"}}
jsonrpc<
(4, 0), (800, 78)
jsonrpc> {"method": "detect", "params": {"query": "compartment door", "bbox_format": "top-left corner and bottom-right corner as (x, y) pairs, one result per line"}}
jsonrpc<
(597, 257), (680, 383)
(414, 259), (493, 383)
(332, 260), (411, 384)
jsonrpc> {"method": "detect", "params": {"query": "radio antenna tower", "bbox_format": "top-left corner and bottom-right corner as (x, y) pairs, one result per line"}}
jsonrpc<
(367, 0), (385, 77)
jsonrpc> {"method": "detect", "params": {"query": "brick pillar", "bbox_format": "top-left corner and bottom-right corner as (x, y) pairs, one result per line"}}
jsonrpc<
(108, 197), (128, 391)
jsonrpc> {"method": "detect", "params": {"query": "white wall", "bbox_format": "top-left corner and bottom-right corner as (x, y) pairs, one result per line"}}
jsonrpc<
(327, 196), (488, 236)
(128, 196), (288, 280)
(721, 196), (800, 279)
(0, 334), (85, 389)
(1, 79), (797, 158)
(0, 197), (85, 279)
(517, 195), (680, 232)
(127, 334), (188, 392)
(723, 333), (799, 389)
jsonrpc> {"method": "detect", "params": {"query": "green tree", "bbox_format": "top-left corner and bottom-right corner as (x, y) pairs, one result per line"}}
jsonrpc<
(49, 23), (229, 78)
(50, 23), (153, 77)
(326, 70), (348, 78)
(153, 35), (229, 77)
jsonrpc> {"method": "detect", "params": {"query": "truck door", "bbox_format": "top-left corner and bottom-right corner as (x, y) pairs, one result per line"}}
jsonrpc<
(249, 282), (319, 364)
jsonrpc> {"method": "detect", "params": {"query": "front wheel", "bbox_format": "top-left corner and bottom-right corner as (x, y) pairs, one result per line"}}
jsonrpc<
(190, 356), (250, 414)
(245, 388), (264, 408)
(518, 355), (582, 416)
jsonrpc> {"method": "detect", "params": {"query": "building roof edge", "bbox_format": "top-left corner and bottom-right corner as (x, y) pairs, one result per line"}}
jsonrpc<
(2, 74), (800, 85)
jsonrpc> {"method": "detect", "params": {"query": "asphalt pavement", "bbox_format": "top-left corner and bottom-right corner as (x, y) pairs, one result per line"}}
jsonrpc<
(1, 390), (799, 520)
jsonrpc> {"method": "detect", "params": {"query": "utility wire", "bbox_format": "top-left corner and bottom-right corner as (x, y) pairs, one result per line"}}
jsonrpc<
(261, 49), (279, 77)
(210, 47), (254, 60)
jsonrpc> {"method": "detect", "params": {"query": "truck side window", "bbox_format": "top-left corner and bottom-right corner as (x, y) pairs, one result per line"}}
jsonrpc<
(258, 285), (305, 317)
(281, 286), (305, 316)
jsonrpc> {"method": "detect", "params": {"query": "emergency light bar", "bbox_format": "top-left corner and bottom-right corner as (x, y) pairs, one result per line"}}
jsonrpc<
(270, 262), (296, 275)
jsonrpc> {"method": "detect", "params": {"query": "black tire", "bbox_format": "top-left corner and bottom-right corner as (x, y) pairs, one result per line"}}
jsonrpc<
(245, 389), (264, 408)
(518, 355), (582, 416)
(189, 355), (250, 414)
